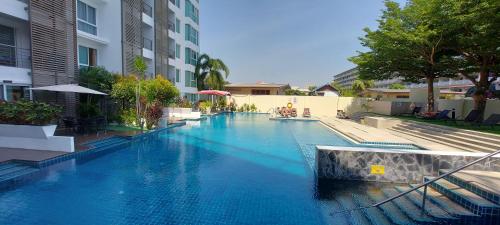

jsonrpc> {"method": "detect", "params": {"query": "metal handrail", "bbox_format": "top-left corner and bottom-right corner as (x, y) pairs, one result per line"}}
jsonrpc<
(332, 149), (500, 215)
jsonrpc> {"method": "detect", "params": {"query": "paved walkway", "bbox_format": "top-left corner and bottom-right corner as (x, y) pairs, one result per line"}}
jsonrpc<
(319, 116), (461, 151)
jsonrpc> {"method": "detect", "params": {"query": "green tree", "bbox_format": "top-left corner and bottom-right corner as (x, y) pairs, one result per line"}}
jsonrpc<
(438, 0), (499, 120)
(351, 79), (367, 93)
(389, 83), (406, 89)
(307, 86), (317, 96)
(194, 54), (230, 90)
(350, 0), (456, 112)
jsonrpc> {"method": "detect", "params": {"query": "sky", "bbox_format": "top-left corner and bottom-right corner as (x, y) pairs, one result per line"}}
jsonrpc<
(200, 0), (404, 88)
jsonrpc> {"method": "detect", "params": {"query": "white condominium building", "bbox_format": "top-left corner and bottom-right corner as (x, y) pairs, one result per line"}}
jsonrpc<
(0, 0), (200, 104)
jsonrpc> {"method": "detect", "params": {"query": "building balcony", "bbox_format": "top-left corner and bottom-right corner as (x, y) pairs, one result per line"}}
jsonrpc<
(0, 45), (31, 69)
(142, 2), (154, 27)
(0, 45), (31, 84)
(0, 0), (29, 21)
(142, 37), (154, 60)
(168, 21), (175, 32)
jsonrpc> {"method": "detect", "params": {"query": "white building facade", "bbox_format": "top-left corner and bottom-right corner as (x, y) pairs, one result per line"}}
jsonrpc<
(0, 0), (200, 102)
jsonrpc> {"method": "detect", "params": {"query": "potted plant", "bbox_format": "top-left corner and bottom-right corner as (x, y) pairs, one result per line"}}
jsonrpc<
(0, 100), (62, 138)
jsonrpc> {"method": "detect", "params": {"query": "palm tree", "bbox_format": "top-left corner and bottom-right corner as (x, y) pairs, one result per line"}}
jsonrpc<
(194, 54), (230, 90)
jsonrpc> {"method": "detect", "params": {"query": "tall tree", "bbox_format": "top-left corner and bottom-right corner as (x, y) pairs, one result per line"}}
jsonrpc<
(350, 0), (455, 112)
(439, 0), (499, 120)
(194, 54), (230, 90)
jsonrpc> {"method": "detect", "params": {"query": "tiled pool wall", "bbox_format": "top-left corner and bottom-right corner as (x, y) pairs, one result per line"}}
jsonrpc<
(316, 147), (500, 184)
(0, 122), (186, 191)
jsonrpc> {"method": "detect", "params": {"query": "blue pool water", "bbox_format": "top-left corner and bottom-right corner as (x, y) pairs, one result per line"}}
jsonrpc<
(0, 113), (384, 225)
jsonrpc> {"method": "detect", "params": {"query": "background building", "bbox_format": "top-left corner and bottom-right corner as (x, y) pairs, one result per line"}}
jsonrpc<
(225, 83), (290, 95)
(0, 0), (201, 106)
(333, 67), (475, 93)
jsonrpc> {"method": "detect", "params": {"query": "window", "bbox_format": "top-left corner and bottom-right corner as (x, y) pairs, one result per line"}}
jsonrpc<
(184, 71), (196, 87)
(251, 90), (271, 95)
(185, 47), (197, 65)
(4, 85), (30, 102)
(185, 24), (199, 45)
(0, 24), (16, 67)
(176, 0), (180, 7)
(175, 44), (180, 58)
(175, 18), (180, 33)
(185, 93), (198, 102)
(77, 1), (97, 35)
(78, 45), (97, 67)
(185, 0), (199, 24)
(176, 69), (180, 82)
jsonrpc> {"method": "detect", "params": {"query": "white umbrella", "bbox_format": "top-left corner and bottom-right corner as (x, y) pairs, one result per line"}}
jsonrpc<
(30, 84), (107, 95)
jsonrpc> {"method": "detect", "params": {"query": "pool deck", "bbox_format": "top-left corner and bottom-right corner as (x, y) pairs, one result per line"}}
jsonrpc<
(319, 116), (461, 151)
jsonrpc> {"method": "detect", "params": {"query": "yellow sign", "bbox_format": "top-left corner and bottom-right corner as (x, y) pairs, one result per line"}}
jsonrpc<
(287, 102), (293, 109)
(370, 165), (385, 175)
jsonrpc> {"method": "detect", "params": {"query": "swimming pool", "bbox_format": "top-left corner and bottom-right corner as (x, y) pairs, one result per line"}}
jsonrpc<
(0, 113), (388, 224)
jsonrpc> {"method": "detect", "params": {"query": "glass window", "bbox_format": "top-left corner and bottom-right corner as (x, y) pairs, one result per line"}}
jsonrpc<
(185, 0), (199, 24)
(0, 85), (3, 100)
(78, 46), (89, 66)
(77, 0), (97, 35)
(185, 71), (190, 87)
(176, 44), (180, 58)
(175, 18), (180, 33)
(176, 69), (180, 82)
(5, 85), (30, 102)
(0, 25), (16, 67)
(78, 45), (97, 68)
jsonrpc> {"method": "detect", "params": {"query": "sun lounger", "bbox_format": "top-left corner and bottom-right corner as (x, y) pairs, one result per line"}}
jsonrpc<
(417, 110), (450, 120)
(303, 108), (311, 118)
(291, 108), (297, 117)
(478, 114), (500, 128)
(451, 109), (481, 125)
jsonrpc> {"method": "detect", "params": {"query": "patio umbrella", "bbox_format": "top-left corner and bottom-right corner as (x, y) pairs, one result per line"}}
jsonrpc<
(30, 84), (107, 95)
(197, 90), (231, 105)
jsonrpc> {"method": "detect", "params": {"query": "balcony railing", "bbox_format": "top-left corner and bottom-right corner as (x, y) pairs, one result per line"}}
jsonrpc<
(0, 44), (31, 69)
(168, 21), (175, 32)
(143, 2), (153, 17)
(143, 37), (153, 50)
(168, 49), (175, 59)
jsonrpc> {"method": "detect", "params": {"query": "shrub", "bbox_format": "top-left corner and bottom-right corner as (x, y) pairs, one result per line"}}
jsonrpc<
(199, 101), (212, 114)
(145, 101), (163, 129)
(119, 108), (137, 126)
(171, 97), (193, 108)
(78, 102), (100, 118)
(229, 102), (237, 112)
(0, 100), (62, 126)
(142, 76), (179, 105)
(249, 104), (257, 112)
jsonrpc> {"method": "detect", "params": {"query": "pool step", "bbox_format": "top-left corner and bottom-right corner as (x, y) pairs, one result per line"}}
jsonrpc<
(409, 184), (479, 219)
(352, 194), (392, 225)
(425, 176), (500, 216)
(440, 170), (500, 205)
(84, 136), (128, 148)
(366, 190), (416, 225)
(394, 186), (457, 222)
(0, 162), (39, 189)
(381, 188), (437, 223)
(336, 195), (372, 225)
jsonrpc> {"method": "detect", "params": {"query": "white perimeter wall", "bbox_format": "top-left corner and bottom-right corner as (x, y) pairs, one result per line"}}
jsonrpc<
(438, 99), (500, 120)
(230, 95), (370, 118)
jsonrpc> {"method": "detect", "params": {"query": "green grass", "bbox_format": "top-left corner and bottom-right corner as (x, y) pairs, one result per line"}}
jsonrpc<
(393, 116), (500, 135)
(107, 124), (144, 132)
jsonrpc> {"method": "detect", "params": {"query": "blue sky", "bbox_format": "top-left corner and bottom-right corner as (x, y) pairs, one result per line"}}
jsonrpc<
(200, 0), (403, 87)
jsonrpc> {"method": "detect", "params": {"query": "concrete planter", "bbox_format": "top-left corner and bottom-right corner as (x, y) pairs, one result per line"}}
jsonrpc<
(0, 124), (57, 139)
(0, 124), (74, 152)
